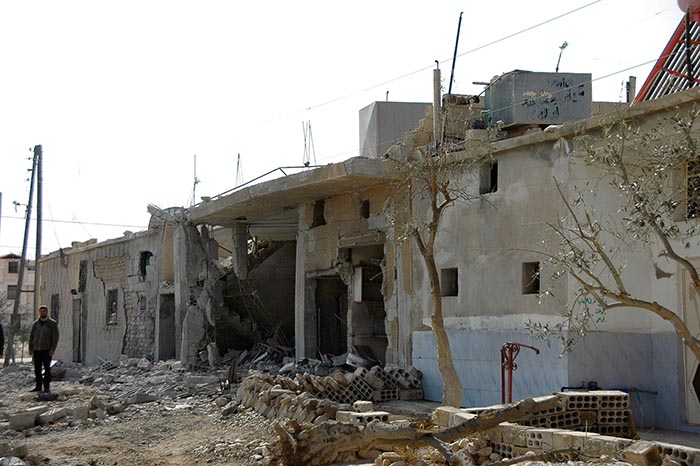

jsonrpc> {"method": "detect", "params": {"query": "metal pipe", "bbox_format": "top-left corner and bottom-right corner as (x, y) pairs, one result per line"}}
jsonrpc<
(501, 342), (540, 403)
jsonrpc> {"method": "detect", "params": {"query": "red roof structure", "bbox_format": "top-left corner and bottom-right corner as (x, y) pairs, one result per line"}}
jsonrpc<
(635, 11), (700, 103)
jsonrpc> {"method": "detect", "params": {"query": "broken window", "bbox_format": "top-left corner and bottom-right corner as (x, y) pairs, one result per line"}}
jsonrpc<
(479, 161), (498, 195)
(8, 261), (18, 274)
(687, 160), (700, 218)
(6, 285), (17, 301)
(106, 288), (119, 325)
(360, 199), (370, 219)
(312, 199), (326, 228)
(441, 268), (458, 297)
(50, 293), (60, 323)
(522, 262), (541, 295)
(78, 260), (88, 293)
(139, 251), (153, 279)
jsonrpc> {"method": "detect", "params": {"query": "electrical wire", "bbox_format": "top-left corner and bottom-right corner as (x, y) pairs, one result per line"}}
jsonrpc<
(280, 0), (604, 119)
(0, 215), (147, 229)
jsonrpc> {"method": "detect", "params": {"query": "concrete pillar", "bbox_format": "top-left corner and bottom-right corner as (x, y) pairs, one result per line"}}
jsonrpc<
(294, 205), (317, 359)
(231, 223), (248, 280)
(173, 225), (188, 361)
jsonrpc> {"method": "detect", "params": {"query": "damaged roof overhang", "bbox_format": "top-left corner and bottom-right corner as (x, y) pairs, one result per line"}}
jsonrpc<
(188, 157), (394, 239)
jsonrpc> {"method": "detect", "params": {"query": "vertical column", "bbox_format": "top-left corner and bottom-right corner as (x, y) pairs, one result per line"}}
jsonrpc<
(173, 225), (188, 361)
(231, 223), (248, 280)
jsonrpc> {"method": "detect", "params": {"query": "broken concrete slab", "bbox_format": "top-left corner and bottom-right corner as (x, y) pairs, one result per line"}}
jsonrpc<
(37, 407), (70, 425)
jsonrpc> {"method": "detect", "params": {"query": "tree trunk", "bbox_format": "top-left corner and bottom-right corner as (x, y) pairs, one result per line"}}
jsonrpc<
(422, 245), (463, 407)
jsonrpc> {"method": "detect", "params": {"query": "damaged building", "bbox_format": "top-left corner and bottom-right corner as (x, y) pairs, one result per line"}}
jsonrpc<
(37, 70), (700, 433)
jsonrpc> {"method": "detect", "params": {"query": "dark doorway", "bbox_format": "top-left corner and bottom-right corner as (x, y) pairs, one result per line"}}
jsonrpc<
(315, 277), (348, 356)
(158, 295), (176, 360)
(72, 298), (86, 363)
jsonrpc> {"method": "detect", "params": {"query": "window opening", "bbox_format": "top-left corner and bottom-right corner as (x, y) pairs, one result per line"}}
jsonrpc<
(441, 268), (458, 297)
(8, 261), (18, 274)
(479, 161), (498, 195)
(78, 260), (88, 292)
(312, 200), (326, 228)
(106, 288), (119, 325)
(6, 285), (17, 301)
(139, 251), (153, 278)
(522, 262), (541, 295)
(360, 199), (370, 219)
(50, 293), (60, 323)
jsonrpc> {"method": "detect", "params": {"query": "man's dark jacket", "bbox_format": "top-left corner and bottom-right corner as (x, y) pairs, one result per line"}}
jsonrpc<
(29, 318), (59, 353)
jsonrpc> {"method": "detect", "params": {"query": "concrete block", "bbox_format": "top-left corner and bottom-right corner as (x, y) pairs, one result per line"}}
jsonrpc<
(498, 423), (530, 447)
(433, 406), (462, 426)
(72, 406), (89, 420)
(372, 389), (399, 402)
(9, 405), (48, 431)
(451, 412), (477, 427)
(657, 443), (700, 466)
(598, 409), (631, 425)
(524, 428), (560, 450)
(353, 401), (374, 413)
(399, 389), (423, 401)
(9, 413), (36, 431)
(37, 408), (69, 425)
(336, 410), (389, 425)
(623, 440), (662, 466)
(596, 424), (632, 437)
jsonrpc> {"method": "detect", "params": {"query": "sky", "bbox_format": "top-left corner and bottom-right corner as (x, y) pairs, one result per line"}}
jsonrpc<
(0, 0), (686, 256)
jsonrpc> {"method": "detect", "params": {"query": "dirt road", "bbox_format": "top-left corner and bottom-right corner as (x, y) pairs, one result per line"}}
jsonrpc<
(0, 362), (276, 466)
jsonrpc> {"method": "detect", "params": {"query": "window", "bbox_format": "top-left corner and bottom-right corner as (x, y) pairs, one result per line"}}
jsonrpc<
(50, 293), (60, 323)
(106, 288), (119, 325)
(312, 200), (326, 227)
(360, 199), (370, 219)
(6, 285), (17, 301)
(522, 262), (541, 295)
(139, 251), (153, 279)
(441, 268), (458, 297)
(8, 261), (18, 274)
(78, 260), (88, 292)
(479, 161), (498, 195)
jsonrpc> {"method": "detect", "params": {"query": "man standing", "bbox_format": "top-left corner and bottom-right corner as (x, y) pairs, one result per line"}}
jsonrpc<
(28, 305), (59, 393)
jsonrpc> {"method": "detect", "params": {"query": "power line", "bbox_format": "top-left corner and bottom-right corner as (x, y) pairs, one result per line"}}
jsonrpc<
(281, 0), (604, 119)
(0, 215), (147, 229)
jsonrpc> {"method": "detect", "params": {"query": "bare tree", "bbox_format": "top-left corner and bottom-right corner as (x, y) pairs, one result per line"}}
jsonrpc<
(385, 120), (492, 406)
(530, 109), (700, 361)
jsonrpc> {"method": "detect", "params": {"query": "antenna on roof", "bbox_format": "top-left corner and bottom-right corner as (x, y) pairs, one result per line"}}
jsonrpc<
(302, 121), (316, 167)
(555, 41), (568, 73)
(191, 154), (200, 206)
(235, 153), (244, 187)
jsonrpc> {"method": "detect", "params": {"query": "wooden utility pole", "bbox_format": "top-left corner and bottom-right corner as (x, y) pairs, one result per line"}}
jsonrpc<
(5, 147), (38, 366)
(34, 145), (42, 314)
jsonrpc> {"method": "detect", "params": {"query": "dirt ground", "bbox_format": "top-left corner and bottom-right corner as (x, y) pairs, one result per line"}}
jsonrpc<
(0, 361), (277, 466)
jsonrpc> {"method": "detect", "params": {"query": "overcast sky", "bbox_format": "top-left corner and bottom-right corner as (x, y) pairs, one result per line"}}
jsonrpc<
(0, 0), (684, 256)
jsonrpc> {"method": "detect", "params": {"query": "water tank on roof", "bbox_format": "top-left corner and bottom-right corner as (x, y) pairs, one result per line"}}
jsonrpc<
(484, 70), (592, 128)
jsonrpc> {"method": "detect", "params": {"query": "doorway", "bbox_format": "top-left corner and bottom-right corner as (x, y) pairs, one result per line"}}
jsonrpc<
(72, 297), (86, 363)
(315, 277), (348, 356)
(158, 295), (176, 360)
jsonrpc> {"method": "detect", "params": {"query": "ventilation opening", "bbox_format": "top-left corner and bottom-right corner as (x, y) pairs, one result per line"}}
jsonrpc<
(522, 262), (541, 295)
(441, 268), (458, 297)
(479, 161), (498, 195)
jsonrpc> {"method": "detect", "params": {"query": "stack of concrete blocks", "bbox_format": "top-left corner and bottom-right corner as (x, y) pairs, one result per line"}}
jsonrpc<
(432, 391), (700, 466)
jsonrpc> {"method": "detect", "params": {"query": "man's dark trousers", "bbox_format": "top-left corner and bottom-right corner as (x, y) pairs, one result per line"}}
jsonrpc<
(32, 350), (52, 391)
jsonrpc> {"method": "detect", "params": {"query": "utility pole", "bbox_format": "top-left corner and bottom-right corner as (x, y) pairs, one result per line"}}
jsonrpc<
(34, 145), (43, 314)
(5, 148), (37, 366)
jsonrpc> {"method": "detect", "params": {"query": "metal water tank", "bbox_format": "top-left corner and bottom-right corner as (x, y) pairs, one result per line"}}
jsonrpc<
(485, 70), (592, 128)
